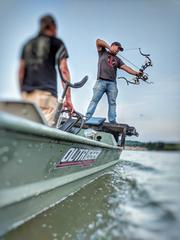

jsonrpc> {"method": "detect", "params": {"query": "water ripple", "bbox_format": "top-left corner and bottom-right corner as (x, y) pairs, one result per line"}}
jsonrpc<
(118, 160), (160, 173)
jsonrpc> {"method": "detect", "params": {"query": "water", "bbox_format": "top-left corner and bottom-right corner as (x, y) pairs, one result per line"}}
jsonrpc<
(3, 151), (180, 240)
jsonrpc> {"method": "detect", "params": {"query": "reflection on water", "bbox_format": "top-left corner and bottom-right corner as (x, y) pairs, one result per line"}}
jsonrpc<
(3, 151), (180, 240)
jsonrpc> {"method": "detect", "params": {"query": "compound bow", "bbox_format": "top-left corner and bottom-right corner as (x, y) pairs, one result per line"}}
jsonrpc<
(118, 48), (153, 85)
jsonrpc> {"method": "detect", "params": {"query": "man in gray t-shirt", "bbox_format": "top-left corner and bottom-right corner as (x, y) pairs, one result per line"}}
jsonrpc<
(97, 46), (125, 81)
(86, 38), (142, 123)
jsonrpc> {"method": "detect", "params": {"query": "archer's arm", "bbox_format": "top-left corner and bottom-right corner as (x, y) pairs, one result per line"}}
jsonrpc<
(96, 39), (111, 52)
(120, 64), (141, 76)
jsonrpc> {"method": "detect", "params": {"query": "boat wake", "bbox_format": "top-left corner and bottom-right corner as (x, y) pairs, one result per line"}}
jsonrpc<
(85, 157), (178, 240)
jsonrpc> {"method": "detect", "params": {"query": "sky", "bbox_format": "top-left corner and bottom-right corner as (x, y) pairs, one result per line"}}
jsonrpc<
(0, 0), (180, 142)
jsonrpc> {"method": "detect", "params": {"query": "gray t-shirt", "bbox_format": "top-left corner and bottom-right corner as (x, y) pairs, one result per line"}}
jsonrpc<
(97, 48), (125, 81)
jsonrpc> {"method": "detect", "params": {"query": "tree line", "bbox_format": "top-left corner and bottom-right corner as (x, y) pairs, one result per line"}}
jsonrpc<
(125, 140), (180, 151)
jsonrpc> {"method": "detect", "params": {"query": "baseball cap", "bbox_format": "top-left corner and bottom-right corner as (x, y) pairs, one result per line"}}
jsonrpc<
(111, 42), (124, 51)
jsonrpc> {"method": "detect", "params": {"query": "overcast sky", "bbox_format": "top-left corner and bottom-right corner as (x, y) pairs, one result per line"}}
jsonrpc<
(0, 0), (179, 142)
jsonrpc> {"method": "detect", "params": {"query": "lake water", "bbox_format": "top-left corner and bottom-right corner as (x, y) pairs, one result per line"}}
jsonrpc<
(3, 150), (180, 240)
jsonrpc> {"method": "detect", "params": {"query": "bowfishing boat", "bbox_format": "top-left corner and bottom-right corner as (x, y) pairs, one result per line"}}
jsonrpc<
(0, 89), (138, 236)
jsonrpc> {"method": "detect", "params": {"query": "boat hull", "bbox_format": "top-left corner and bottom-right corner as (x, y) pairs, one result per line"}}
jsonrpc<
(0, 112), (121, 236)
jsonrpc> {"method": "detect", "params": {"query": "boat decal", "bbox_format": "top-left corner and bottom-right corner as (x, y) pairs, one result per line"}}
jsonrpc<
(56, 148), (102, 168)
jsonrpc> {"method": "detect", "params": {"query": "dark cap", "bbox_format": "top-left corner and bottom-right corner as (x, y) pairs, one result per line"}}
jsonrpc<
(39, 14), (57, 32)
(111, 41), (124, 51)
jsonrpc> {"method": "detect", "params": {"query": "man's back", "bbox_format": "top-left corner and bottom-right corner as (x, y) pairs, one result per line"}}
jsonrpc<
(21, 34), (68, 97)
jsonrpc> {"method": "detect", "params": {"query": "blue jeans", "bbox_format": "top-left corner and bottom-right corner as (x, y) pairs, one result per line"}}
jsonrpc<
(86, 80), (118, 123)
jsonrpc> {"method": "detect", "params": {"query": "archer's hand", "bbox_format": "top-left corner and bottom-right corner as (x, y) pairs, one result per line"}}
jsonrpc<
(63, 99), (74, 115)
(136, 70), (143, 77)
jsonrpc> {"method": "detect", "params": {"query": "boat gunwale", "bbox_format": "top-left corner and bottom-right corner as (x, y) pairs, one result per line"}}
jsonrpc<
(0, 111), (122, 150)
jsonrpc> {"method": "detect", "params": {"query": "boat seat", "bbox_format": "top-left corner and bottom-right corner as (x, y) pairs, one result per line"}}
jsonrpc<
(58, 118), (77, 132)
(0, 100), (47, 125)
(85, 117), (106, 126)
